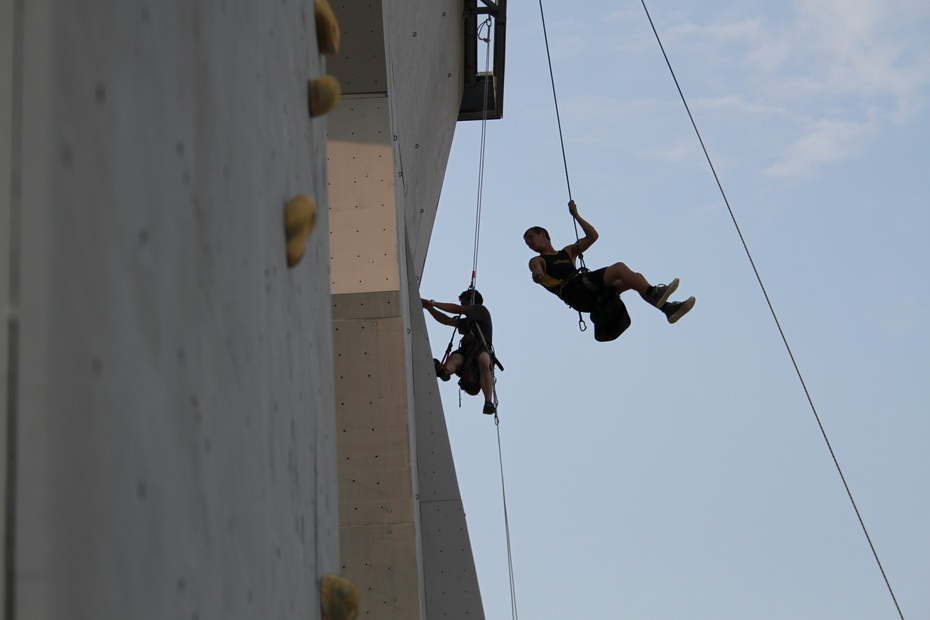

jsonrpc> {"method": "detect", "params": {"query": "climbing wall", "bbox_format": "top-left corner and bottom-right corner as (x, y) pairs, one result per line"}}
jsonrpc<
(0, 1), (13, 608)
(2, 1), (339, 617)
(327, 0), (485, 617)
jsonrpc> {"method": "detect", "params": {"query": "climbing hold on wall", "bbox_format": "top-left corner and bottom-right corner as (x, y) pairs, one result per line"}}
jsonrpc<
(315, 0), (341, 55)
(308, 75), (341, 117)
(284, 194), (318, 267)
(321, 573), (360, 620)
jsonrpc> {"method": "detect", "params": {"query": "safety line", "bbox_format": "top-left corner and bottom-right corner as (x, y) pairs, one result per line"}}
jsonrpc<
(639, 3), (904, 618)
(470, 18), (494, 292)
(495, 414), (519, 620)
(536, 0), (584, 254)
(463, 28), (518, 617)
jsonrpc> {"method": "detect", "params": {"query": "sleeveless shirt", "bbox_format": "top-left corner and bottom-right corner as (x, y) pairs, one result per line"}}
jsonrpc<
(539, 250), (577, 295)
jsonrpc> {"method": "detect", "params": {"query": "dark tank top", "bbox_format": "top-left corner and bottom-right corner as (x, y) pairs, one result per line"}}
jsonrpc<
(540, 250), (577, 295)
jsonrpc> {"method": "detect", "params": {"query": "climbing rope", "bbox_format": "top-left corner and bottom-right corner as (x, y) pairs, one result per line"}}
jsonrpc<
(445, 18), (500, 402)
(536, 0), (585, 264)
(495, 413), (518, 620)
(441, 18), (494, 399)
(476, 24), (515, 618)
(640, 3), (904, 618)
(436, 21), (515, 619)
(539, 0), (588, 331)
(538, 0), (591, 333)
(470, 16), (494, 291)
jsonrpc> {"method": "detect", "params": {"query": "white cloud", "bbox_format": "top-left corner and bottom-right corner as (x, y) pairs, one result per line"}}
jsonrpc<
(671, 0), (930, 177)
(764, 118), (873, 177)
(532, 1), (929, 179)
(642, 140), (693, 163)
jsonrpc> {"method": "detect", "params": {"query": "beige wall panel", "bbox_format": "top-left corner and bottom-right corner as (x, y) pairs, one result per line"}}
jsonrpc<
(340, 523), (422, 620)
(328, 2), (484, 618)
(333, 311), (415, 528)
(332, 289), (401, 320)
(332, 291), (422, 618)
(328, 98), (399, 295)
(329, 207), (398, 291)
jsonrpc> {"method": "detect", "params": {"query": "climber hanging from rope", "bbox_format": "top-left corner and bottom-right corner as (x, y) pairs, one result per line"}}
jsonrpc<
(524, 200), (696, 339)
(422, 289), (500, 415)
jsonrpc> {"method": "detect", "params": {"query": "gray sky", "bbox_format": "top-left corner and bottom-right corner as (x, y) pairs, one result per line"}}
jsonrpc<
(420, 1), (929, 618)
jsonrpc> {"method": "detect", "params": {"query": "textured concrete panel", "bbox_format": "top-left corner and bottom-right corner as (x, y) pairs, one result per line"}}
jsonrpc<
(340, 522), (423, 620)
(420, 501), (485, 618)
(407, 255), (485, 618)
(408, 267), (466, 503)
(11, 1), (339, 618)
(327, 0), (388, 95)
(383, 0), (463, 277)
(328, 98), (399, 295)
(328, 2), (482, 619)
(333, 291), (423, 619)
(328, 1), (462, 279)
(1, 0), (15, 614)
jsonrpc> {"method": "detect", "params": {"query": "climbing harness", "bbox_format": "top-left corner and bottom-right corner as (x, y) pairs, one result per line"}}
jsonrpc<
(640, 2), (904, 617)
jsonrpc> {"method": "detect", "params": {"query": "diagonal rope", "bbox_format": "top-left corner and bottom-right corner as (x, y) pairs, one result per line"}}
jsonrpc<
(639, 3), (904, 618)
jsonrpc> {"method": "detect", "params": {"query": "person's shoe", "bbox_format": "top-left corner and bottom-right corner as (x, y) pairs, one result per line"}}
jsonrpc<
(645, 278), (679, 308)
(433, 358), (450, 381)
(663, 296), (695, 324)
(482, 401), (497, 415)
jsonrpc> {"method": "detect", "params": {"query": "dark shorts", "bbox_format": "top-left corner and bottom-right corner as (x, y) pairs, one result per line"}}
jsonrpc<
(587, 267), (607, 286)
(558, 267), (608, 312)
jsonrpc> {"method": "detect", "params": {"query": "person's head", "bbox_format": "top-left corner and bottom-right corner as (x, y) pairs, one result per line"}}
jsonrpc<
(523, 226), (551, 252)
(459, 288), (483, 305)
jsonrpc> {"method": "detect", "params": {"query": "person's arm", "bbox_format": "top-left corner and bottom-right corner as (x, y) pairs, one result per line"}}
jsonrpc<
(529, 256), (546, 285)
(421, 298), (462, 327)
(567, 200), (599, 258)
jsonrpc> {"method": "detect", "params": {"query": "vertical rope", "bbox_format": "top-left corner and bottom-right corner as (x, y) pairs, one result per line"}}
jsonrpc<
(470, 18), (494, 292)
(495, 415), (519, 620)
(536, 0), (585, 255)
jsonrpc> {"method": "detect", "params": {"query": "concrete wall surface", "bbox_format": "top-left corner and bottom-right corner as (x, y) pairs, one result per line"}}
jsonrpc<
(327, 0), (485, 618)
(1, 0), (16, 610)
(328, 0), (463, 278)
(5, 1), (339, 618)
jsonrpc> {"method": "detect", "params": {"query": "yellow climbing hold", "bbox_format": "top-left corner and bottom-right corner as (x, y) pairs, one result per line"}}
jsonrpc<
(315, 0), (341, 55)
(284, 194), (318, 267)
(321, 573), (360, 620)
(308, 75), (341, 117)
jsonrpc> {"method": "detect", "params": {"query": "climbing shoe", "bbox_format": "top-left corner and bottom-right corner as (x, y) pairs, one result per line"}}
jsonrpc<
(662, 296), (695, 324)
(645, 278), (679, 308)
(482, 401), (497, 415)
(433, 358), (450, 381)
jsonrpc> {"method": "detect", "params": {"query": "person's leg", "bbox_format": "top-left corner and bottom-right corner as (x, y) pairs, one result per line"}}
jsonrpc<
(443, 352), (464, 376)
(477, 351), (496, 413)
(603, 262), (678, 307)
(602, 262), (649, 295)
